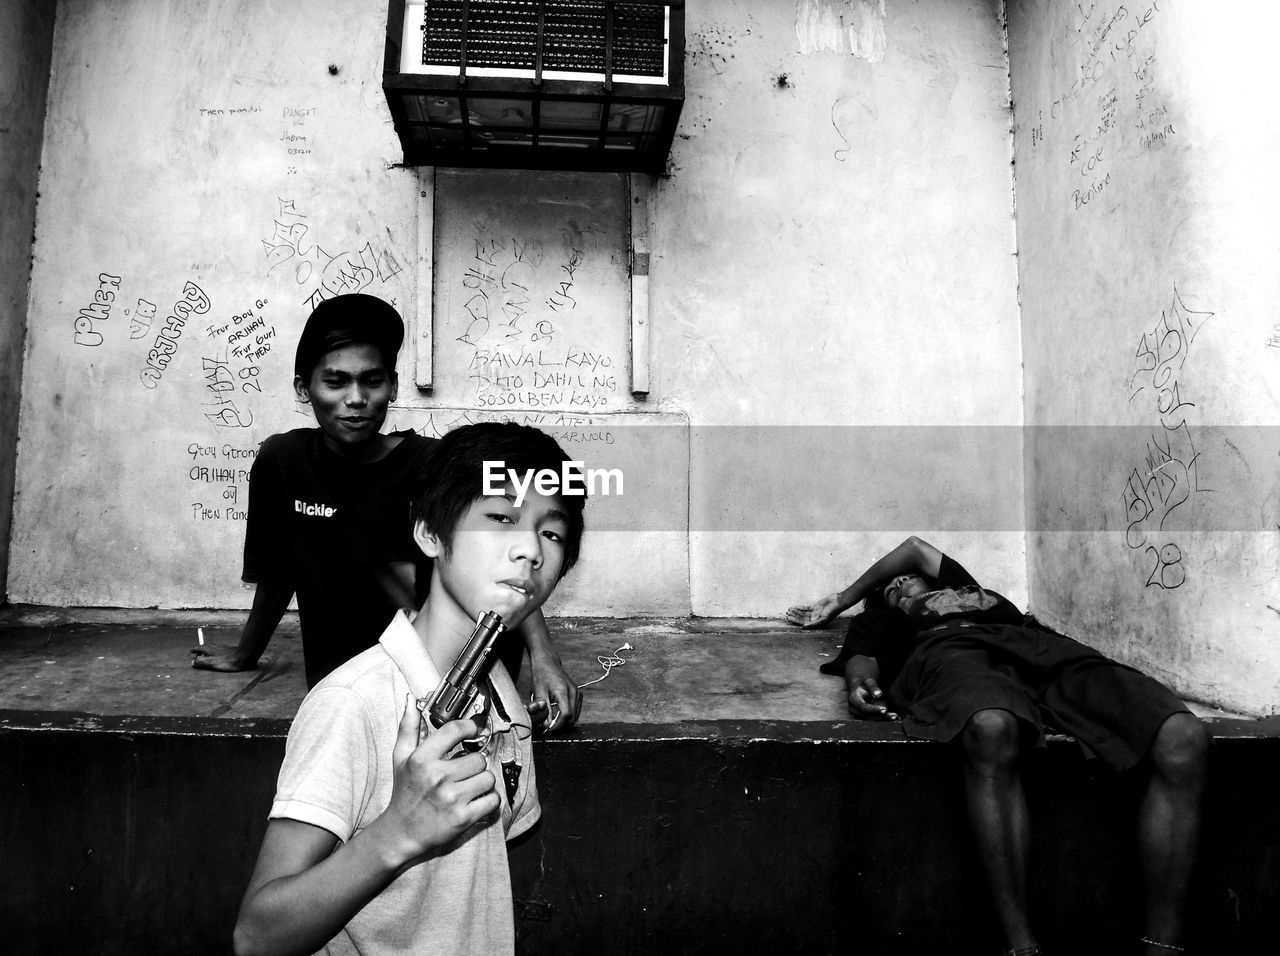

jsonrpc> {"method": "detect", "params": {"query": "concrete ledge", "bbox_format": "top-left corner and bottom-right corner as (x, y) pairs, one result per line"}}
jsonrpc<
(1, 617), (1277, 953)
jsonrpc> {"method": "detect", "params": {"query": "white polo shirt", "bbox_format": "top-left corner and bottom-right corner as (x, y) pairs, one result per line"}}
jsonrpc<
(270, 610), (539, 955)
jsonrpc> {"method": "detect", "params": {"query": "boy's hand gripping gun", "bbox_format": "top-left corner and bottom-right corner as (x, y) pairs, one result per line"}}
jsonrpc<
(418, 611), (506, 751)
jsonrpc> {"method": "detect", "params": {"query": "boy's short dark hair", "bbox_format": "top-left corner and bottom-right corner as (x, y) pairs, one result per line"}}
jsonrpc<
(295, 294), (404, 381)
(413, 422), (586, 579)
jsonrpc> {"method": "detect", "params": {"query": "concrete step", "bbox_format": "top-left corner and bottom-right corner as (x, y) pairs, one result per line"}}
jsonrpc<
(1, 614), (1276, 953)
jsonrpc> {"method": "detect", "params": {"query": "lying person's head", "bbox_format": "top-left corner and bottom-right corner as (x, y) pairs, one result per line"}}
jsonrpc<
(411, 422), (586, 630)
(864, 573), (934, 612)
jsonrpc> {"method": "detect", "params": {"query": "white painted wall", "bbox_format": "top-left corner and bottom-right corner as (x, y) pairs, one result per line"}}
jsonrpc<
(10, 0), (420, 608)
(1009, 0), (1280, 714)
(655, 0), (1025, 614)
(9, 2), (1024, 627)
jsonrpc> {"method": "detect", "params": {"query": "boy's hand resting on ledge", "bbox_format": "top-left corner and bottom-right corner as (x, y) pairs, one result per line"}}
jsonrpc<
(847, 677), (898, 721)
(528, 644), (582, 733)
(191, 646), (254, 672)
(785, 593), (848, 629)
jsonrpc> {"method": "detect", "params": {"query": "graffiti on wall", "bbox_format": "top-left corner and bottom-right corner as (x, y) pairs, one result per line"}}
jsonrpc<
(260, 198), (405, 312)
(200, 299), (279, 430)
(1120, 285), (1214, 590)
(186, 441), (257, 522)
(458, 231), (618, 411)
(139, 281), (211, 390)
(1027, 1), (1176, 211)
(72, 273), (122, 347)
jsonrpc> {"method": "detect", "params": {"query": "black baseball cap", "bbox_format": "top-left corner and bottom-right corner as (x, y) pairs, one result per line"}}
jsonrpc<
(294, 294), (404, 380)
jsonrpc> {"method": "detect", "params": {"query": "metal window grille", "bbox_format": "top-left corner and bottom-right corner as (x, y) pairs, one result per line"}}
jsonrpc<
(419, 1), (667, 79)
(384, 0), (684, 173)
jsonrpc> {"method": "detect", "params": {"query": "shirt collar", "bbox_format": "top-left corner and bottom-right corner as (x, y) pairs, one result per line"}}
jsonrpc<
(378, 608), (529, 738)
(378, 609), (442, 701)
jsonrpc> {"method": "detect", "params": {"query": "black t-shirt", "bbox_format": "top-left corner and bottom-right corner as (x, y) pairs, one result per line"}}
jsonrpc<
(819, 555), (1025, 687)
(243, 428), (437, 687)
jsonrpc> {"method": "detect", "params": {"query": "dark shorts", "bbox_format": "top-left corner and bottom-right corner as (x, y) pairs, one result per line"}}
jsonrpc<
(890, 622), (1190, 772)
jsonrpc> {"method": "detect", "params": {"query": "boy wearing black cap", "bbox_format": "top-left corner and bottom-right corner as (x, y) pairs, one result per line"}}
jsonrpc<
(194, 294), (581, 730)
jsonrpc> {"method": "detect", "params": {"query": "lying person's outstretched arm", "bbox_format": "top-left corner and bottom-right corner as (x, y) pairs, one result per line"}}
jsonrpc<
(785, 535), (944, 628)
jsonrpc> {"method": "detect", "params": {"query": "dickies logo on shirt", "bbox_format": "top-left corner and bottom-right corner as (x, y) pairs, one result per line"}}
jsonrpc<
(295, 499), (338, 518)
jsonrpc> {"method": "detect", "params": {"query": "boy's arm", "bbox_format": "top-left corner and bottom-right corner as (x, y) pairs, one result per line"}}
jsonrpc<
(520, 608), (581, 732)
(785, 535), (945, 628)
(193, 579), (294, 673)
(234, 705), (498, 956)
(843, 655), (897, 720)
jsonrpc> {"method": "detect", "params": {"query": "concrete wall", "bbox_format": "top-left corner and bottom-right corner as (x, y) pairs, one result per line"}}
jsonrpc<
(6, 0), (1027, 619)
(9, 0), (422, 610)
(651, 0), (1025, 614)
(1008, 1), (1280, 714)
(0, 0), (57, 600)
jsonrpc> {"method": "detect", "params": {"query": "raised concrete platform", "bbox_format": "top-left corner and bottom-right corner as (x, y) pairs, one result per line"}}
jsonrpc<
(0, 609), (895, 725)
(0, 607), (1252, 724)
(1, 610), (1277, 954)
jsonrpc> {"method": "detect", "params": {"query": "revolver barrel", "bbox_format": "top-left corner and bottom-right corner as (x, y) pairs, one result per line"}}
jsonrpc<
(426, 610), (506, 728)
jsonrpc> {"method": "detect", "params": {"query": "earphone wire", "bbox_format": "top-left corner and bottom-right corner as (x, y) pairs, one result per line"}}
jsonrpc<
(579, 642), (633, 688)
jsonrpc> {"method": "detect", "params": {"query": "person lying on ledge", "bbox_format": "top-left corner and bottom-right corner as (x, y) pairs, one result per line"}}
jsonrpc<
(786, 536), (1208, 956)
